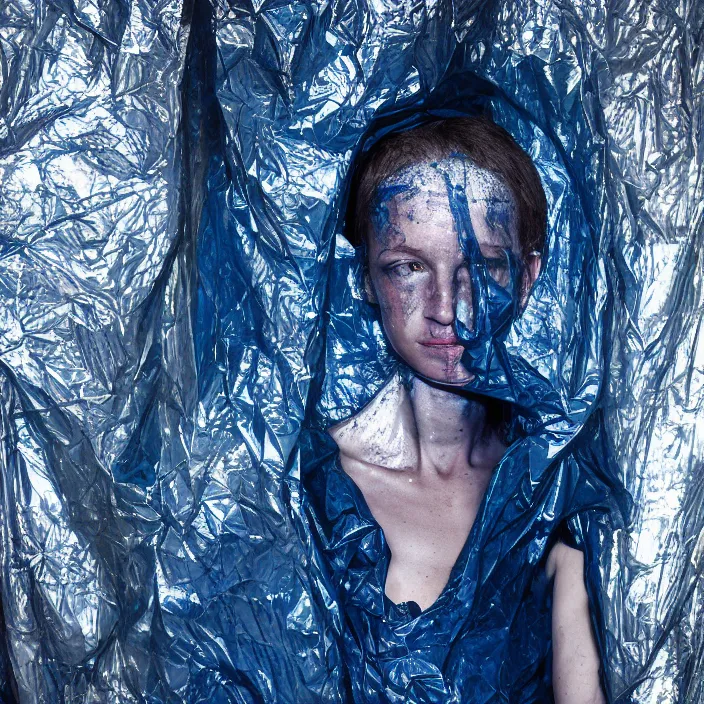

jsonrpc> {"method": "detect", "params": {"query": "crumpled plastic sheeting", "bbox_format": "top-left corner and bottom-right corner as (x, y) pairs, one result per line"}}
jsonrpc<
(0, 2), (700, 704)
(0, 0), (191, 701)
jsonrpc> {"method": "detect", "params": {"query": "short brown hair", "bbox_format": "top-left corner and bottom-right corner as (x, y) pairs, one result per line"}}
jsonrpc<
(348, 116), (547, 258)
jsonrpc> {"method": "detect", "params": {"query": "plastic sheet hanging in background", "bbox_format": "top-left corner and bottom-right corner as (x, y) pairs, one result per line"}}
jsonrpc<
(0, 0), (701, 702)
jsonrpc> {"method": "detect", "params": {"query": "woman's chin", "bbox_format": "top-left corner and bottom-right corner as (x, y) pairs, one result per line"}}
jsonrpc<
(393, 346), (475, 386)
(414, 362), (475, 386)
(437, 372), (475, 386)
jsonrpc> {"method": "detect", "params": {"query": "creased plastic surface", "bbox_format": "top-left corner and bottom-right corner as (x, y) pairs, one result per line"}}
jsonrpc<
(0, 1), (701, 702)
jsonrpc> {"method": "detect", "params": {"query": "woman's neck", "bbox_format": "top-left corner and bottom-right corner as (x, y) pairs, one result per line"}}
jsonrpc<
(404, 375), (506, 477)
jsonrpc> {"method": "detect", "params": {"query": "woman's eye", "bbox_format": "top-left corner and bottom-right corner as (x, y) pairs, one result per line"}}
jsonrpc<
(484, 257), (507, 271)
(387, 261), (425, 277)
(482, 256), (510, 286)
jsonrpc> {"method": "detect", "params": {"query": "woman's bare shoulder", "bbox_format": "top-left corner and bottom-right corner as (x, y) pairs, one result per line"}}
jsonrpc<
(546, 540), (584, 580)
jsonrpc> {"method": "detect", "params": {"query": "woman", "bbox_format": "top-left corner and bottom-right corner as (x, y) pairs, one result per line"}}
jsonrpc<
(306, 117), (606, 703)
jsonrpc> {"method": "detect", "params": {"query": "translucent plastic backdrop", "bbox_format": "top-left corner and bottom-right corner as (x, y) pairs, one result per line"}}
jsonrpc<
(0, 1), (701, 702)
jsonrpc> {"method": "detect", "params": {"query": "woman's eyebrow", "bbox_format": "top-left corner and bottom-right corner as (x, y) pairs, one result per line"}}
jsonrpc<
(479, 241), (511, 252)
(477, 228), (513, 248)
(377, 244), (426, 257)
(471, 196), (513, 204)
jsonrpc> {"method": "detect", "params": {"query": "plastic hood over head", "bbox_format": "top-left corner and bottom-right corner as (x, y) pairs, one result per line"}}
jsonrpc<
(0, 1), (701, 703)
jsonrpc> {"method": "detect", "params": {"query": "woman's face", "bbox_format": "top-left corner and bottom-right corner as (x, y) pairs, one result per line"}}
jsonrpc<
(365, 161), (538, 385)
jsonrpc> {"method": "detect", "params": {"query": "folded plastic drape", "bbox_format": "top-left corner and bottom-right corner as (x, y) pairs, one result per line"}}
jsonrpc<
(0, 1), (701, 702)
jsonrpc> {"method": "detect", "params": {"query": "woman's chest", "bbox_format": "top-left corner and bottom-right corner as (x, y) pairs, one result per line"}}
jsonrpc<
(342, 458), (489, 608)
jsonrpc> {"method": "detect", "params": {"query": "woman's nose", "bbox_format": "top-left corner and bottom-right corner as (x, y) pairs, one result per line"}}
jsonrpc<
(426, 272), (472, 327)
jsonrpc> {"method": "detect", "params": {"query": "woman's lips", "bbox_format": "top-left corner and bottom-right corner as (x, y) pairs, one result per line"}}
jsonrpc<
(418, 339), (469, 378)
(419, 339), (464, 359)
(419, 339), (462, 346)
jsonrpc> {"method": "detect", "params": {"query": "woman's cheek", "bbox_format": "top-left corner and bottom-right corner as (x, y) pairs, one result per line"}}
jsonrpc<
(397, 279), (426, 321)
(400, 288), (423, 320)
(377, 276), (425, 329)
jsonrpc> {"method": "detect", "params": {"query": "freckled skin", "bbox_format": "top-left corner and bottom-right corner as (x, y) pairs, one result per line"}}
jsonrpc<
(365, 167), (521, 386)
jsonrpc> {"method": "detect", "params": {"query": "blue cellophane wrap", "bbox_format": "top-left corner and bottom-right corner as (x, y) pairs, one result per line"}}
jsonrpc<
(0, 1), (701, 702)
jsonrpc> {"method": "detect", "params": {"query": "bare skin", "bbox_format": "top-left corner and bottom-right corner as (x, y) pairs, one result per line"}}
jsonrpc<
(548, 544), (606, 704)
(329, 160), (605, 703)
(332, 373), (503, 608)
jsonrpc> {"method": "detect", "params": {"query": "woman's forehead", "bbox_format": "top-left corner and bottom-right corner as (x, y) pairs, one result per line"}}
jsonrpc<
(385, 189), (453, 224)
(375, 157), (515, 205)
(370, 158), (519, 250)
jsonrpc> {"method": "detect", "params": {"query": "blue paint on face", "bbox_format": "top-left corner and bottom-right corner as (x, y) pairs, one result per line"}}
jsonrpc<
(369, 156), (524, 386)
(370, 183), (418, 245)
(485, 198), (515, 239)
(433, 157), (523, 382)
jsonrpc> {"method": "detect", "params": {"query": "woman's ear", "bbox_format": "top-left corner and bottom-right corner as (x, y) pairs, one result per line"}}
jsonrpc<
(520, 251), (542, 310)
